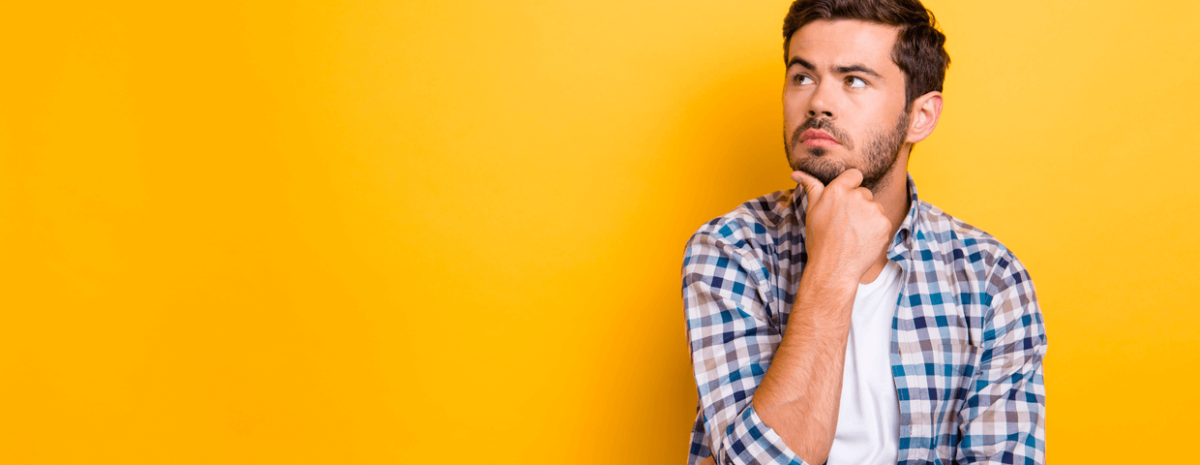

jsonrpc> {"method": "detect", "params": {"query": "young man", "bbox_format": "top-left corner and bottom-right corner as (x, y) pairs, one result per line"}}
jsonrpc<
(682, 1), (1047, 464)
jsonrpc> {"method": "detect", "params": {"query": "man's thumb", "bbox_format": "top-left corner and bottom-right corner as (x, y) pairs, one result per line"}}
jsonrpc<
(791, 170), (824, 209)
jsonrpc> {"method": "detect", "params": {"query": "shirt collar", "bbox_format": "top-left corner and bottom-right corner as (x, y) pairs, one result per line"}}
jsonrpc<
(888, 173), (920, 263)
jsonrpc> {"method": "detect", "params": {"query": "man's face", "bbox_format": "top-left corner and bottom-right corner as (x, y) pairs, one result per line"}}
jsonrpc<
(783, 19), (912, 192)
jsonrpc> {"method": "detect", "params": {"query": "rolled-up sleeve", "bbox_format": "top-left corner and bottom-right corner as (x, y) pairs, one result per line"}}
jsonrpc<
(956, 252), (1047, 464)
(683, 230), (809, 465)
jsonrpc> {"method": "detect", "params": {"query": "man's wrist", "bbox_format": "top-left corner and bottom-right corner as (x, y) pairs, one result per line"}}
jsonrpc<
(788, 273), (857, 335)
(805, 253), (869, 284)
(798, 260), (860, 301)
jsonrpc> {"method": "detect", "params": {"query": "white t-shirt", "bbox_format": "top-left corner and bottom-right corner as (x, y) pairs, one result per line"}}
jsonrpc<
(826, 260), (903, 465)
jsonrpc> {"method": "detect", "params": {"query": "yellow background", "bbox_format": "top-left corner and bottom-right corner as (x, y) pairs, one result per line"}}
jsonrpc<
(2, 0), (1197, 463)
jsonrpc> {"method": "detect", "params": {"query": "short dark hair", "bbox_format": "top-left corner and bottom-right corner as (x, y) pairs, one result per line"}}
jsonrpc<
(782, 0), (949, 109)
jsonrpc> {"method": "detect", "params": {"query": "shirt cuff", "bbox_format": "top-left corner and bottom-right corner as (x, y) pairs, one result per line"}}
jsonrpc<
(721, 403), (810, 465)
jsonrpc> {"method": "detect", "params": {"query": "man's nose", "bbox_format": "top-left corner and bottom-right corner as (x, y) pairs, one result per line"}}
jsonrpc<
(807, 81), (837, 119)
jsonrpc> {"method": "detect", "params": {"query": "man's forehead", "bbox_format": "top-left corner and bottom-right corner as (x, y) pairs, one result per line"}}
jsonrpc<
(787, 19), (900, 71)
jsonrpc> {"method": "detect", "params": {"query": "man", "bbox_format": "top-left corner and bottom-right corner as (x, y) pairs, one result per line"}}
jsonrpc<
(681, 1), (1047, 464)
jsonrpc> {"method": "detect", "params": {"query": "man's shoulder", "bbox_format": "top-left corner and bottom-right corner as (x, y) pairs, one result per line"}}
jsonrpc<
(687, 189), (796, 252)
(915, 200), (1029, 278)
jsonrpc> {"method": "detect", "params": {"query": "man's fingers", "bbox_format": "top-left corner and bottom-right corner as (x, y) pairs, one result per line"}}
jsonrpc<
(791, 170), (825, 208)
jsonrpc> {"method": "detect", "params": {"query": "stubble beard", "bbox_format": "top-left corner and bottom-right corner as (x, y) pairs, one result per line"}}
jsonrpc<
(786, 111), (911, 193)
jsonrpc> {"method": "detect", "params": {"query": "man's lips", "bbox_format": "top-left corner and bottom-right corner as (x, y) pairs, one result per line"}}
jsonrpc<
(800, 129), (840, 147)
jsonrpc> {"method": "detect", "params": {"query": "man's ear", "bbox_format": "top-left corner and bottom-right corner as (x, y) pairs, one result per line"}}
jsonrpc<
(906, 91), (943, 144)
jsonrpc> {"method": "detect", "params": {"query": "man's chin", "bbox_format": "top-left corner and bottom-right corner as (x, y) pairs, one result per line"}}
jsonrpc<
(789, 148), (848, 184)
(790, 160), (842, 186)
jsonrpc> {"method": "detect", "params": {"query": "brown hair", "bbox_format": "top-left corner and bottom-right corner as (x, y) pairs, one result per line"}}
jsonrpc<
(782, 0), (949, 109)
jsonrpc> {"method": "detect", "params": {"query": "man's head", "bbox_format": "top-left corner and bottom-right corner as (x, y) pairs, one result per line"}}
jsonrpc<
(781, 0), (948, 193)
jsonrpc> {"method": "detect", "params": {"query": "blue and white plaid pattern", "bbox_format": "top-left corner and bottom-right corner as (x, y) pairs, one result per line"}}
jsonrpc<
(683, 175), (1046, 465)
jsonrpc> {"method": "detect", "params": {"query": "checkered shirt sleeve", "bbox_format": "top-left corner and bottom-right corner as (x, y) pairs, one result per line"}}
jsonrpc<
(954, 251), (1046, 464)
(682, 224), (809, 465)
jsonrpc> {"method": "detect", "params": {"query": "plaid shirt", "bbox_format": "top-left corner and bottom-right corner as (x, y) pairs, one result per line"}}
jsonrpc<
(683, 175), (1046, 465)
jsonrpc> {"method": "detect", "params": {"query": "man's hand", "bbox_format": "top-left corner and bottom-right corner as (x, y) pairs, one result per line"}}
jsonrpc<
(792, 169), (893, 287)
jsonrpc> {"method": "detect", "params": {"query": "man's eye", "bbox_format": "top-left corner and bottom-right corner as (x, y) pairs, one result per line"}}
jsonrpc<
(847, 76), (867, 88)
(793, 75), (814, 85)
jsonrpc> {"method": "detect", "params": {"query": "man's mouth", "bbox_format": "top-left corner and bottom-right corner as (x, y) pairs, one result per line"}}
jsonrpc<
(800, 129), (840, 147)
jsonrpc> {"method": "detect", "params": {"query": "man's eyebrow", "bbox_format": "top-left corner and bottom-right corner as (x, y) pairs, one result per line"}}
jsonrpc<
(834, 64), (881, 79)
(787, 57), (883, 79)
(787, 57), (815, 71)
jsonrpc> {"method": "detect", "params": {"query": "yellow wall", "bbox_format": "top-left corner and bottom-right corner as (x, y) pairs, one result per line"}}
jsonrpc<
(2, 1), (1198, 463)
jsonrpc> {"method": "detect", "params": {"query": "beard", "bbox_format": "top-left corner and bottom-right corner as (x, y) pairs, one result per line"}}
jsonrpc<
(786, 111), (911, 193)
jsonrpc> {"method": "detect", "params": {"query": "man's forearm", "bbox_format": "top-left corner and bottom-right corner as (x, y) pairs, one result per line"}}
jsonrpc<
(751, 267), (858, 465)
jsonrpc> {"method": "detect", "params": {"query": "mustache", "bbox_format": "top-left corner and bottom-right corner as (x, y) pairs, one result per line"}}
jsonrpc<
(790, 117), (853, 150)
